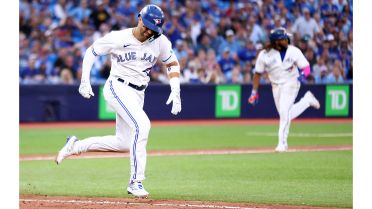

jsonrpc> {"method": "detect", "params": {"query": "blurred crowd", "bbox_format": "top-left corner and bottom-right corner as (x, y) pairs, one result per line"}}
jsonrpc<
(19, 0), (353, 85)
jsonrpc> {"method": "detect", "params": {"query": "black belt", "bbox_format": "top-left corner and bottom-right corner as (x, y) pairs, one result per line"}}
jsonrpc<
(117, 78), (147, 91)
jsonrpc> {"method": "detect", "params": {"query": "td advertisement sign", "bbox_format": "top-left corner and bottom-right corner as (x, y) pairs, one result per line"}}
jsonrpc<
(325, 85), (349, 116)
(215, 85), (241, 118)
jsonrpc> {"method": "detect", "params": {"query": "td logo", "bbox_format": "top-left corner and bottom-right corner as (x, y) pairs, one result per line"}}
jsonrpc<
(215, 85), (241, 118)
(325, 85), (349, 116)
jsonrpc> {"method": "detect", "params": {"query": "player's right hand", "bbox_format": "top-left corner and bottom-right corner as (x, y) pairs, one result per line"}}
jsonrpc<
(78, 79), (95, 99)
(166, 90), (182, 115)
(248, 92), (259, 106)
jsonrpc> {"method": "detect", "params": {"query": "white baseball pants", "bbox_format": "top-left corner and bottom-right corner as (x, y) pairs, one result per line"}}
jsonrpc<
(272, 80), (311, 147)
(72, 76), (150, 182)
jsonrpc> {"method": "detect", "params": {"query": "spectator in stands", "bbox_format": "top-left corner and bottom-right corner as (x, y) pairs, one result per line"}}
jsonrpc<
(304, 48), (317, 67)
(238, 40), (257, 65)
(20, 55), (46, 84)
(183, 60), (201, 84)
(242, 61), (253, 84)
(165, 11), (186, 44)
(230, 65), (244, 84)
(247, 15), (267, 44)
(218, 29), (241, 57)
(173, 40), (188, 61)
(50, 0), (70, 26)
(89, 1), (111, 30)
(216, 16), (231, 38)
(327, 34), (340, 61)
(338, 47), (352, 79)
(68, 0), (91, 22)
(60, 68), (74, 84)
(312, 57), (328, 79)
(207, 26), (224, 54)
(63, 54), (79, 79)
(291, 7), (321, 40)
(19, 0), (353, 85)
(195, 33), (211, 55)
(326, 64), (345, 84)
(218, 48), (237, 83)
(320, 0), (339, 19)
(314, 67), (329, 84)
(204, 49), (225, 84)
(234, 23), (249, 49)
(117, 0), (137, 18)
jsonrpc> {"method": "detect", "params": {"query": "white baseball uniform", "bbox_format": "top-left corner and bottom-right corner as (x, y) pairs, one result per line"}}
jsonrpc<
(255, 45), (314, 148)
(71, 28), (178, 182)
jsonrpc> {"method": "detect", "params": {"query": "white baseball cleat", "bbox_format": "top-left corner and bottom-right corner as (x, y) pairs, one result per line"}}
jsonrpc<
(275, 144), (288, 152)
(127, 181), (149, 198)
(304, 91), (320, 109)
(55, 136), (78, 165)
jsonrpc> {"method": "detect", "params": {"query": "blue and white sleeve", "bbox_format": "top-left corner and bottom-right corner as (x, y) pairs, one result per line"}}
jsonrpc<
(159, 36), (178, 65)
(91, 31), (117, 56)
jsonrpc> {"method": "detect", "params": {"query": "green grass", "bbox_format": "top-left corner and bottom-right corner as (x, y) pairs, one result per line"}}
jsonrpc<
(20, 151), (352, 208)
(19, 122), (353, 208)
(20, 123), (352, 155)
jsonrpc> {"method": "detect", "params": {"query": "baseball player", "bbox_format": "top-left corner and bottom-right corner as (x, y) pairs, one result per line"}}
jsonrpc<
(248, 27), (320, 152)
(55, 4), (181, 198)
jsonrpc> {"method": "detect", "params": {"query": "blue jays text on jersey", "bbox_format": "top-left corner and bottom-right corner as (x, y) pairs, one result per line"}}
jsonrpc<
(113, 52), (157, 64)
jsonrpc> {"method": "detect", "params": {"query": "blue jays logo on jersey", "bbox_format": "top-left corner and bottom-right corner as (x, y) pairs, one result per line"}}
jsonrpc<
(153, 19), (162, 25)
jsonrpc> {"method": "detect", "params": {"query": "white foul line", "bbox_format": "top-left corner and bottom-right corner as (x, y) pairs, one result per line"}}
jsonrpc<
(20, 146), (352, 161)
(19, 198), (267, 209)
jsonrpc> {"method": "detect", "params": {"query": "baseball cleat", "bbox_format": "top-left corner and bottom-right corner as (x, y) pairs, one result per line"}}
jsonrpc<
(55, 136), (78, 165)
(275, 144), (288, 152)
(304, 91), (320, 109)
(127, 181), (149, 198)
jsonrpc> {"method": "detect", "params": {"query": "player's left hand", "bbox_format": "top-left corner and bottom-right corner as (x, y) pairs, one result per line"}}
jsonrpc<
(166, 90), (181, 115)
(298, 72), (307, 83)
(78, 79), (95, 99)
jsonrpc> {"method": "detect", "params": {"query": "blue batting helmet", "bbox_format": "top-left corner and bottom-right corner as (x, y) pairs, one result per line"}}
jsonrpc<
(138, 4), (164, 34)
(269, 27), (291, 42)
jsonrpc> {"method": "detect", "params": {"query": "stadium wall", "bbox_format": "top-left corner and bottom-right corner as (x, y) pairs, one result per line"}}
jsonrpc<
(20, 84), (353, 122)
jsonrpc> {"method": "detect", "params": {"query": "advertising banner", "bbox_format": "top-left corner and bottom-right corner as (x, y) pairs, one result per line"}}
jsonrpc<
(215, 85), (241, 118)
(325, 85), (350, 116)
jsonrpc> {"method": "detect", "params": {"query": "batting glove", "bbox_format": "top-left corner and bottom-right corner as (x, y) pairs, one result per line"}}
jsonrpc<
(248, 91), (259, 106)
(166, 77), (182, 115)
(78, 79), (94, 99)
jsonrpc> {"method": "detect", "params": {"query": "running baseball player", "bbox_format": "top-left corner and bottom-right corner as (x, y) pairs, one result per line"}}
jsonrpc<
(55, 4), (181, 198)
(248, 27), (320, 152)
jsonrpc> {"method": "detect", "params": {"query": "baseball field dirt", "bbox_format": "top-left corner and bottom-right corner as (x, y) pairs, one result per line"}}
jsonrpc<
(20, 193), (350, 209)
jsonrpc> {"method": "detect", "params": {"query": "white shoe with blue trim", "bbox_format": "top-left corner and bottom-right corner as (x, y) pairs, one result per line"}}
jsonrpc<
(55, 136), (78, 165)
(127, 181), (149, 198)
